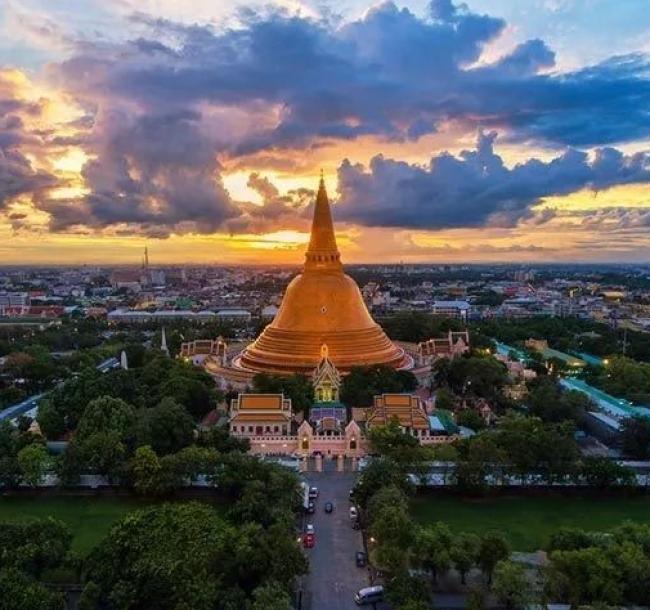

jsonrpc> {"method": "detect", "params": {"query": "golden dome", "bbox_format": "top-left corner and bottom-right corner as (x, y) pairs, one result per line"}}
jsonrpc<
(237, 176), (408, 374)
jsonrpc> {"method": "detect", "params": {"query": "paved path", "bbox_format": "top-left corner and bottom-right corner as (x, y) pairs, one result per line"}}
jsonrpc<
(302, 471), (372, 610)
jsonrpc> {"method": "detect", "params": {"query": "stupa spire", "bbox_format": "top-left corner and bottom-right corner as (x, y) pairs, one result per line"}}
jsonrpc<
(305, 172), (341, 271)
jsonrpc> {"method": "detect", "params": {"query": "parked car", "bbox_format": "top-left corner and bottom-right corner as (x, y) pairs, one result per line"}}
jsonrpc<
(324, 502), (333, 513)
(306, 501), (315, 514)
(354, 585), (384, 605)
(349, 506), (358, 520)
(303, 533), (315, 548)
(352, 520), (361, 530)
(305, 524), (315, 535)
(309, 486), (319, 499)
(355, 551), (367, 567)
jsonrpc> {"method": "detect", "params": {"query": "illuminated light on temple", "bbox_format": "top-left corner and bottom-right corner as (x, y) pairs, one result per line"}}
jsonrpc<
(235, 175), (410, 374)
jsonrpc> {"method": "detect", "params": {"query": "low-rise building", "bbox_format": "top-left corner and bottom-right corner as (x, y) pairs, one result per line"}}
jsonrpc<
(229, 393), (292, 438)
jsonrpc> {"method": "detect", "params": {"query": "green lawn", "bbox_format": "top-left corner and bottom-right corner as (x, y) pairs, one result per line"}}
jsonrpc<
(411, 494), (650, 551)
(0, 496), (151, 555)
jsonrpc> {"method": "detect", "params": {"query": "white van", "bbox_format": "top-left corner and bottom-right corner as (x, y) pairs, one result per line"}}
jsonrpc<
(354, 585), (384, 605)
(349, 506), (358, 520)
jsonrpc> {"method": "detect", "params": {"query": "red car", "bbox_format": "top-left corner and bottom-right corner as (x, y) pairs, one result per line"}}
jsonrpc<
(303, 533), (315, 548)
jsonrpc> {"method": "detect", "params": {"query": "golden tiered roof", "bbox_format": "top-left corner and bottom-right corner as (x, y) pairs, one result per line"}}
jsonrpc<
(366, 393), (430, 430)
(230, 393), (292, 423)
(237, 176), (407, 374)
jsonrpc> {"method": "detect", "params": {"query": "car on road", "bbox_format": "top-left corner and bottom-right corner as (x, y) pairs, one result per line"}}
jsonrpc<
(349, 506), (358, 520)
(305, 523), (315, 534)
(324, 502), (333, 513)
(354, 585), (384, 605)
(355, 551), (367, 567)
(309, 486), (319, 499)
(306, 501), (315, 514)
(352, 520), (360, 530)
(303, 533), (315, 548)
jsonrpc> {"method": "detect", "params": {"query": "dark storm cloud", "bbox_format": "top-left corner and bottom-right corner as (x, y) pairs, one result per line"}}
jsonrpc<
(25, 0), (650, 234)
(335, 131), (650, 229)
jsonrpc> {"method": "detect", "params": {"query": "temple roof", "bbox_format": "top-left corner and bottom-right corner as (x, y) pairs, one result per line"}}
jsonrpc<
(367, 393), (430, 430)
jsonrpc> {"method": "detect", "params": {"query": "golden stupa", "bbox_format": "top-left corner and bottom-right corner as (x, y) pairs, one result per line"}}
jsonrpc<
(237, 176), (408, 374)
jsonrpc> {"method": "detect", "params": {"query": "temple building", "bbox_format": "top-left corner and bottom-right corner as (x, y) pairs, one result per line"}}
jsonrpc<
(309, 344), (348, 435)
(234, 176), (410, 375)
(229, 393), (292, 438)
(366, 393), (433, 439)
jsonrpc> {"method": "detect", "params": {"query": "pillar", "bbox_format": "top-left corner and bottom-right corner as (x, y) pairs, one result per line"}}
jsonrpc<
(315, 454), (323, 472)
(299, 457), (308, 472)
(351, 456), (358, 472)
(337, 454), (344, 472)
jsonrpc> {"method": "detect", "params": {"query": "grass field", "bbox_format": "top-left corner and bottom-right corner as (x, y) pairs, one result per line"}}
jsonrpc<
(411, 494), (650, 551)
(0, 496), (153, 555)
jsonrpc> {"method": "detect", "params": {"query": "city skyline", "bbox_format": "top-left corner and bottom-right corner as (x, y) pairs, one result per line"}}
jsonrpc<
(1, 0), (650, 264)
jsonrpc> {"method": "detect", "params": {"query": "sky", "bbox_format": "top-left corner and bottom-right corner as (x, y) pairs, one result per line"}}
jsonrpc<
(1, 0), (650, 265)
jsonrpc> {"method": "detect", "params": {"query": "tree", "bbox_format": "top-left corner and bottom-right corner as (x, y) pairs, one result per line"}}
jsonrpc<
(385, 572), (430, 609)
(35, 400), (65, 440)
(198, 425), (250, 453)
(77, 581), (101, 610)
(434, 386), (455, 409)
(545, 547), (621, 605)
(621, 416), (650, 459)
(492, 561), (531, 609)
(466, 587), (486, 610)
(367, 485), (409, 527)
(16, 443), (50, 487)
(413, 522), (453, 585)
(135, 397), (194, 455)
(250, 581), (292, 610)
(0, 518), (72, 577)
(78, 431), (126, 481)
(368, 419), (421, 464)
(447, 357), (508, 401)
(341, 365), (417, 407)
(85, 502), (306, 610)
(527, 377), (589, 424)
(252, 373), (313, 415)
(353, 457), (412, 509)
(0, 568), (63, 610)
(457, 409), (486, 431)
(478, 531), (510, 584)
(450, 532), (480, 585)
(131, 445), (163, 496)
(76, 396), (136, 443)
(547, 528), (595, 552)
(579, 457), (635, 488)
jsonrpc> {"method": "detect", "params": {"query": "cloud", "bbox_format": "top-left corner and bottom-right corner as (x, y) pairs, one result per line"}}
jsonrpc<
(0, 71), (58, 209)
(3, 0), (650, 237)
(335, 131), (650, 230)
(224, 173), (313, 233)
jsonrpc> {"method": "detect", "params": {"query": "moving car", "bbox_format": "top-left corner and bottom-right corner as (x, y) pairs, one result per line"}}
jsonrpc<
(324, 502), (333, 513)
(354, 585), (384, 605)
(309, 486), (319, 499)
(303, 533), (315, 548)
(355, 551), (367, 567)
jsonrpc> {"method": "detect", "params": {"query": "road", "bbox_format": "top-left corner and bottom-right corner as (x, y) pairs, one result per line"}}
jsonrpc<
(302, 470), (376, 610)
